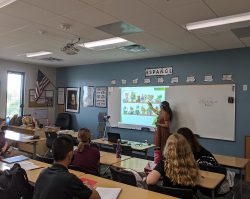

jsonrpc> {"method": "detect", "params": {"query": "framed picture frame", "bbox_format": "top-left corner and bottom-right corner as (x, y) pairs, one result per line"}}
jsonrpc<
(95, 86), (107, 108)
(57, 87), (65, 105)
(65, 87), (80, 113)
(82, 86), (94, 107)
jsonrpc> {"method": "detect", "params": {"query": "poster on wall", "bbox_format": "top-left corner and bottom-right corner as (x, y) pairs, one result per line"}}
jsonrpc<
(65, 87), (80, 113)
(95, 87), (107, 108)
(83, 86), (94, 107)
(57, 88), (65, 105)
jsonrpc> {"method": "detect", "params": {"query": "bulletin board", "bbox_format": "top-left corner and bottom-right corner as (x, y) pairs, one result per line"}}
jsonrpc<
(29, 89), (54, 107)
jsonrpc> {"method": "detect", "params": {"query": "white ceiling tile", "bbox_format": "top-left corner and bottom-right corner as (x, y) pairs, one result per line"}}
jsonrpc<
(203, 0), (250, 16)
(141, 0), (215, 25)
(196, 31), (244, 50)
(62, 5), (117, 27)
(21, 0), (88, 15)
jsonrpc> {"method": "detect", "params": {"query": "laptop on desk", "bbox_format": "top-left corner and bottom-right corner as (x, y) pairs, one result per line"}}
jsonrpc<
(107, 132), (121, 143)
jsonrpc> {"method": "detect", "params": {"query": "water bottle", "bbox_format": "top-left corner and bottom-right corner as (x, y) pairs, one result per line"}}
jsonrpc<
(116, 139), (122, 158)
(6, 116), (10, 125)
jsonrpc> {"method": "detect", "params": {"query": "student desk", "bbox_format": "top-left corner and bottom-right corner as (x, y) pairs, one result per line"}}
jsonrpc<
(0, 159), (85, 185)
(4, 130), (45, 158)
(100, 151), (131, 165)
(113, 158), (225, 199)
(92, 138), (155, 159)
(214, 154), (249, 199)
(83, 174), (178, 199)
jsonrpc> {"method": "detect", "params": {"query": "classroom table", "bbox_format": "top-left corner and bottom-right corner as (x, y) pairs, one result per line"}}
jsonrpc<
(83, 174), (178, 199)
(214, 154), (250, 199)
(92, 138), (156, 159)
(113, 158), (225, 199)
(4, 130), (45, 158)
(100, 151), (131, 165)
(0, 159), (85, 185)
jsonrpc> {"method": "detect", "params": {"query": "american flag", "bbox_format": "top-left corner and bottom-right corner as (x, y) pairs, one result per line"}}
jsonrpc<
(34, 70), (50, 101)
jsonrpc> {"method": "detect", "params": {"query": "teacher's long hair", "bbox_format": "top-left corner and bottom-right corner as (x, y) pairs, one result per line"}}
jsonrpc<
(163, 133), (198, 186)
(161, 101), (173, 121)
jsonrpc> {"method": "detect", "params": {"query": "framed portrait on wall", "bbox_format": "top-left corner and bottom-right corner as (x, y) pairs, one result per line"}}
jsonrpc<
(65, 87), (80, 113)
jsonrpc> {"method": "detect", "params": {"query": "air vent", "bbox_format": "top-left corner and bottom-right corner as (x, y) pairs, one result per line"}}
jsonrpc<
(119, 44), (149, 53)
(40, 57), (63, 62)
(96, 21), (143, 36)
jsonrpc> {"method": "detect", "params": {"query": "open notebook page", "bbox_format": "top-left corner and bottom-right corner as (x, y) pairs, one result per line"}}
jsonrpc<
(96, 187), (121, 199)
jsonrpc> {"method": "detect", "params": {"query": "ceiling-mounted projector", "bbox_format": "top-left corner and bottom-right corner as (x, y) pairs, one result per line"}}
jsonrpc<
(61, 43), (79, 55)
(61, 38), (81, 55)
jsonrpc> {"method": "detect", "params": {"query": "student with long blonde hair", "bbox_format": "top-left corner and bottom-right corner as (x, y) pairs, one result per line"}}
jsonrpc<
(146, 133), (199, 190)
(71, 128), (100, 175)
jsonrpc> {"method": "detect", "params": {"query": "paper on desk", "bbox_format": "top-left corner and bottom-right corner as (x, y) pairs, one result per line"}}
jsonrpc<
(96, 187), (121, 199)
(8, 161), (41, 171)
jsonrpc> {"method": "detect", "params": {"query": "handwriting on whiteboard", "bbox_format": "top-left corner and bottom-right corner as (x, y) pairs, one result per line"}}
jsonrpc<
(199, 98), (218, 107)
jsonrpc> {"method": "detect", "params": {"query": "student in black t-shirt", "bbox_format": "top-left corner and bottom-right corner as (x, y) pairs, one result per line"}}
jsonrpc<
(177, 127), (218, 167)
(33, 136), (100, 199)
(146, 133), (199, 191)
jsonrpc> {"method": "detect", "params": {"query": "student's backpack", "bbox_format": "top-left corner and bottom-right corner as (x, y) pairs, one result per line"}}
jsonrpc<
(0, 163), (34, 199)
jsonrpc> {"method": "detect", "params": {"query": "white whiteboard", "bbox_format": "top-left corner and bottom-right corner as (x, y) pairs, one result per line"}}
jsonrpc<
(167, 84), (235, 141)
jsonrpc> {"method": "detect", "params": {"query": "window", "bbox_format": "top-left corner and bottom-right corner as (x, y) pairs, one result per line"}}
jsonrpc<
(6, 72), (25, 118)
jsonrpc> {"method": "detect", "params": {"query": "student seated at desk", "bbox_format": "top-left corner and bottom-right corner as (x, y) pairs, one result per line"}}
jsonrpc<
(146, 133), (198, 191)
(71, 128), (100, 176)
(177, 127), (218, 167)
(0, 121), (9, 157)
(33, 136), (100, 199)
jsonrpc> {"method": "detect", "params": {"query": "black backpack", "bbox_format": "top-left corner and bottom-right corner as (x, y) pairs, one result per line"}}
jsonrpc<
(0, 163), (34, 199)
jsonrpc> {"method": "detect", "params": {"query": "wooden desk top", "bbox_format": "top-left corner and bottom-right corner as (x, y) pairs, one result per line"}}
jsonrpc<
(0, 159), (85, 185)
(83, 174), (177, 199)
(214, 154), (249, 169)
(198, 170), (225, 189)
(4, 130), (45, 143)
(112, 157), (150, 172)
(113, 158), (224, 190)
(100, 151), (131, 165)
(93, 139), (156, 151)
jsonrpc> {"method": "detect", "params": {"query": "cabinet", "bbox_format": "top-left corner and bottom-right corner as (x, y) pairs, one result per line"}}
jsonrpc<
(245, 136), (250, 181)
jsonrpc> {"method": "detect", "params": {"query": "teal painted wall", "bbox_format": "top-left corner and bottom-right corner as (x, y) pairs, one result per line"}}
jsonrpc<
(57, 47), (250, 157)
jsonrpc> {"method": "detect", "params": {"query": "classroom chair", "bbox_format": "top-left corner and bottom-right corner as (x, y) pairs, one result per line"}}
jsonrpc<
(110, 166), (137, 187)
(68, 165), (100, 176)
(112, 144), (133, 156)
(55, 113), (71, 130)
(148, 184), (195, 199)
(44, 131), (58, 157)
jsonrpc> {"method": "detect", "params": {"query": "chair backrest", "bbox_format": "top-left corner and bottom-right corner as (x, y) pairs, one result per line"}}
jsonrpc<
(55, 113), (71, 130)
(35, 154), (54, 164)
(45, 131), (58, 149)
(148, 184), (195, 199)
(110, 166), (137, 186)
(113, 144), (132, 156)
(107, 132), (120, 143)
(58, 133), (78, 146)
(68, 165), (100, 176)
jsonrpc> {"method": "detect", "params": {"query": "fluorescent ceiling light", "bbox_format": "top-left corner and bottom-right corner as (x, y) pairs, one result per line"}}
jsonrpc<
(26, 51), (52, 58)
(0, 0), (17, 8)
(78, 37), (128, 48)
(186, 12), (250, 30)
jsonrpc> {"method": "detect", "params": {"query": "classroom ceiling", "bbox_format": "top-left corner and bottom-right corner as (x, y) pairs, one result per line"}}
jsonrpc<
(0, 0), (250, 67)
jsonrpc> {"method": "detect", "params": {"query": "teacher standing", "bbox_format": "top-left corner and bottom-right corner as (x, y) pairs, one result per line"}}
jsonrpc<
(148, 101), (173, 154)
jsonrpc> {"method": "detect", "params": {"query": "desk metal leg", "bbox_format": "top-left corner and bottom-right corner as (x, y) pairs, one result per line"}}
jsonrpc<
(211, 189), (215, 199)
(32, 143), (36, 159)
(240, 169), (243, 199)
(145, 149), (148, 159)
